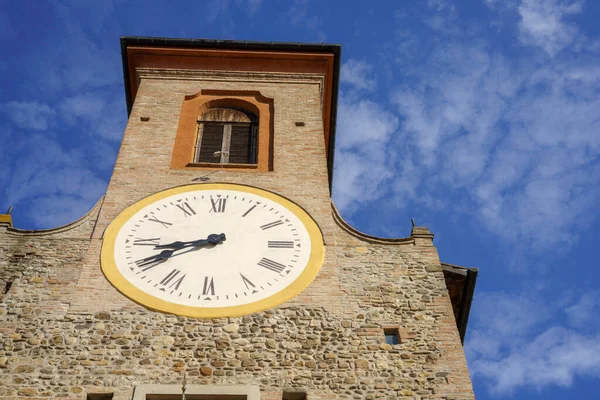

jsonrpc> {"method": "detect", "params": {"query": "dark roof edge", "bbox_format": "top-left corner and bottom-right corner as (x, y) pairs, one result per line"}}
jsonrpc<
(441, 263), (479, 344)
(119, 36), (341, 193)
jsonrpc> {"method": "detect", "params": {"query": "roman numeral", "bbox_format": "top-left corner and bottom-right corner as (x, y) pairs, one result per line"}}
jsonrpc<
(242, 204), (257, 217)
(133, 237), (161, 246)
(147, 216), (172, 228)
(210, 198), (227, 213)
(258, 257), (286, 273)
(260, 220), (283, 230)
(160, 269), (186, 291)
(268, 241), (294, 249)
(176, 202), (196, 217)
(202, 276), (215, 296)
(240, 273), (256, 290)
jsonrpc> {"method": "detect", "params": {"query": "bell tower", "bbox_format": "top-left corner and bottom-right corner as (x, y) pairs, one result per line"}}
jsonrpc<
(0, 37), (477, 400)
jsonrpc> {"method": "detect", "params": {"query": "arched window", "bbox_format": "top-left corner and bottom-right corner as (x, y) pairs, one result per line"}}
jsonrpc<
(195, 108), (258, 165)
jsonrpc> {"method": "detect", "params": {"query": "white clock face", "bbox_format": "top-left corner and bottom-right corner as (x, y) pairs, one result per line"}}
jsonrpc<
(102, 184), (324, 317)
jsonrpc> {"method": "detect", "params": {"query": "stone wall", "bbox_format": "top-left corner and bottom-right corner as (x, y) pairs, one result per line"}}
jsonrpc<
(0, 214), (473, 399)
(0, 68), (474, 399)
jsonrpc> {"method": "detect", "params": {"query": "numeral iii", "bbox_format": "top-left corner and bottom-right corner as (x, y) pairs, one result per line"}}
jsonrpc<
(268, 241), (294, 248)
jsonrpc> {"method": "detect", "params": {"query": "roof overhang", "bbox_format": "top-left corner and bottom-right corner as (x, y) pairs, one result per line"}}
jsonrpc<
(119, 36), (341, 191)
(442, 263), (478, 344)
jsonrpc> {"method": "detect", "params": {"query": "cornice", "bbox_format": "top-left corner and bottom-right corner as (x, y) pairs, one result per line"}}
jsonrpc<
(137, 68), (325, 86)
(2, 196), (104, 238)
(331, 202), (414, 245)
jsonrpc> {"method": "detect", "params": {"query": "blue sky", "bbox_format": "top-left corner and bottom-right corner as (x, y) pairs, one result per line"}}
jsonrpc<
(1, 1), (599, 398)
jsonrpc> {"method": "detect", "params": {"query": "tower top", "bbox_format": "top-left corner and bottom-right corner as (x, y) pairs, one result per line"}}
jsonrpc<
(120, 36), (341, 189)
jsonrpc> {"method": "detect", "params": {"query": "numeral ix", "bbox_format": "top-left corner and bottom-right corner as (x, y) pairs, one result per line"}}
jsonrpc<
(133, 237), (160, 246)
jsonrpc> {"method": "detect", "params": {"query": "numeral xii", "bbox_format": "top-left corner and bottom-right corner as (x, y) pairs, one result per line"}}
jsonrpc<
(210, 198), (227, 213)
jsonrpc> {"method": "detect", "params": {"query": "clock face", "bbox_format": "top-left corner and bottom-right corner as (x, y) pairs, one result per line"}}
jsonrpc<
(101, 183), (324, 318)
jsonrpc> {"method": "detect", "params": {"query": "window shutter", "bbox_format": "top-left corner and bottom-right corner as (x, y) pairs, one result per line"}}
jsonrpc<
(197, 124), (224, 162)
(229, 124), (252, 164)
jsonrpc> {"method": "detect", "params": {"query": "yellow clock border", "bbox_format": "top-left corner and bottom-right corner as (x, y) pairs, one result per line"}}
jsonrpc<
(101, 183), (325, 318)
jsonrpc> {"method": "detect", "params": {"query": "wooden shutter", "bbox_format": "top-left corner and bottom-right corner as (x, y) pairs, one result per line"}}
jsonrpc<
(228, 124), (252, 164)
(197, 124), (224, 162)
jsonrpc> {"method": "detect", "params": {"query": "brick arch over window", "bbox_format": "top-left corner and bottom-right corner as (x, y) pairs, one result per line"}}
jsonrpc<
(171, 90), (274, 171)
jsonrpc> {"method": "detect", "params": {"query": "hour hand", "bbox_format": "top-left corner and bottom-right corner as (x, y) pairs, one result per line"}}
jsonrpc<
(155, 233), (226, 249)
(206, 233), (226, 244)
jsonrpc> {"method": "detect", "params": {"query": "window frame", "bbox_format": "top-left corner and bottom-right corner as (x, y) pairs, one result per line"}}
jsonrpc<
(194, 109), (258, 165)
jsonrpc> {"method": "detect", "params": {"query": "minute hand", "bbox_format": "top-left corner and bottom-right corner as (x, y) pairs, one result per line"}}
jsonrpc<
(154, 233), (226, 250)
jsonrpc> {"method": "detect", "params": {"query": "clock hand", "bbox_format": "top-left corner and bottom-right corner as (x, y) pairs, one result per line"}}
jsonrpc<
(135, 249), (175, 267)
(154, 233), (226, 250)
(136, 234), (226, 268)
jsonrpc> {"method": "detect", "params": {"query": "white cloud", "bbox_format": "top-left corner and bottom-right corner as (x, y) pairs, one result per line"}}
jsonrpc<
(340, 60), (376, 92)
(4, 101), (56, 130)
(333, 96), (398, 213)
(473, 326), (600, 394)
(518, 0), (583, 56)
(566, 291), (600, 328)
(27, 195), (101, 228)
(3, 134), (106, 228)
(240, 0), (263, 15)
(58, 91), (126, 141)
(329, 3), (600, 252)
(481, 0), (584, 56)
(467, 291), (600, 395)
(473, 291), (551, 338)
(21, 2), (122, 96)
(285, 0), (326, 41)
(382, 33), (600, 249)
(60, 93), (106, 125)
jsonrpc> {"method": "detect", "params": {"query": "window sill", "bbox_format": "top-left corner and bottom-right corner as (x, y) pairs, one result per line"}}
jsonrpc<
(186, 162), (259, 169)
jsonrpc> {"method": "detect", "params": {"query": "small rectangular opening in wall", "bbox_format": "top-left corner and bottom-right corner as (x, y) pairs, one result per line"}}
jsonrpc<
(282, 391), (307, 400)
(87, 394), (114, 400)
(383, 327), (400, 345)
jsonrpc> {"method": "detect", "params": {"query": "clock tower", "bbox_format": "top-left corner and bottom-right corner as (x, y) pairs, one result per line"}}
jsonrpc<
(0, 37), (477, 400)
